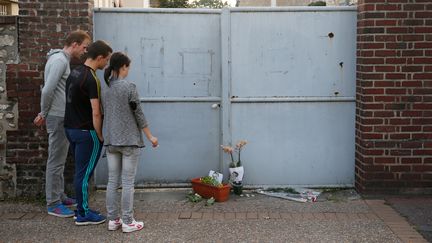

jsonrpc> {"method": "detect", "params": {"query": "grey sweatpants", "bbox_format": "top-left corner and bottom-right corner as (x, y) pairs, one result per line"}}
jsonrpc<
(45, 115), (70, 207)
(105, 146), (140, 224)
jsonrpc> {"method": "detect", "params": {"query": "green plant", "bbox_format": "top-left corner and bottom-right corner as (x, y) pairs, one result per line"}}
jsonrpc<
(190, 0), (230, 8)
(205, 197), (215, 206)
(187, 192), (203, 202)
(221, 140), (247, 168)
(200, 176), (222, 187)
(159, 0), (190, 8)
(308, 1), (326, 6)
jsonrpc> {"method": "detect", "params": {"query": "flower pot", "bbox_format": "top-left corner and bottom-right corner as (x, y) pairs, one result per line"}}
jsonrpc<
(232, 182), (243, 195)
(229, 166), (244, 183)
(191, 178), (231, 202)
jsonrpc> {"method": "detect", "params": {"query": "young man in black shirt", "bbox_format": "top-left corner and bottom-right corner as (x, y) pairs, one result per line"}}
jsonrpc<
(64, 40), (112, 225)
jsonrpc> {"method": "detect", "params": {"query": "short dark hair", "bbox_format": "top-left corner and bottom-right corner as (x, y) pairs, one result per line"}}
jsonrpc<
(64, 30), (91, 47)
(86, 40), (113, 59)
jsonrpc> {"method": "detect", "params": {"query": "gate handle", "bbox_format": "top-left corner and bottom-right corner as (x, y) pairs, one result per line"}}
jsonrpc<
(211, 104), (220, 109)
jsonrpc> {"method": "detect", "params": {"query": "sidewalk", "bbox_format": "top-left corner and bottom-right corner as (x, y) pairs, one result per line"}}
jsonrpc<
(385, 196), (432, 243)
(0, 189), (428, 242)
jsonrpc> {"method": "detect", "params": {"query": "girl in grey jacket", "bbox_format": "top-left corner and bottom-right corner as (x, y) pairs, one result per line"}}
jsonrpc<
(102, 52), (158, 233)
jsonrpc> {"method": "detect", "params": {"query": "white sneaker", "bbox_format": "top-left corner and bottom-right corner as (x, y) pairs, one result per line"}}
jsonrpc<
(122, 219), (144, 233)
(108, 218), (122, 231)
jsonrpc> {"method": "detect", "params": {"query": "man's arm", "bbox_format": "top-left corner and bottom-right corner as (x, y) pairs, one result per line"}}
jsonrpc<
(90, 98), (103, 142)
(40, 59), (67, 118)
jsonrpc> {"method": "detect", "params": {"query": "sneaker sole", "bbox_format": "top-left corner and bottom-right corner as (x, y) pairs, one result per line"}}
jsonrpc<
(108, 225), (122, 231)
(75, 219), (106, 226)
(122, 226), (144, 233)
(48, 212), (74, 218)
(74, 211), (101, 220)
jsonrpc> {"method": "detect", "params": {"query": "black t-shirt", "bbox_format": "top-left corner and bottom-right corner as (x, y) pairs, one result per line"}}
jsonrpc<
(64, 64), (101, 130)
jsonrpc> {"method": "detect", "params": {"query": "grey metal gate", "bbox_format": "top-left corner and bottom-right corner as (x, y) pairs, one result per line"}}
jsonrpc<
(93, 6), (357, 187)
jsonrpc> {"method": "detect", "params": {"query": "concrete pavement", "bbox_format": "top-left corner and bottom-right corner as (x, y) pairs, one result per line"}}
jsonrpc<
(385, 196), (432, 243)
(0, 189), (428, 242)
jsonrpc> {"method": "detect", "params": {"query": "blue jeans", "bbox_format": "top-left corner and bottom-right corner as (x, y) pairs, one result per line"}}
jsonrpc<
(105, 146), (140, 224)
(65, 128), (103, 216)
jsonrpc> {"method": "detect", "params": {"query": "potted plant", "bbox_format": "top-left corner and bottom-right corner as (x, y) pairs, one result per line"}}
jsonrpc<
(221, 140), (247, 195)
(191, 176), (231, 202)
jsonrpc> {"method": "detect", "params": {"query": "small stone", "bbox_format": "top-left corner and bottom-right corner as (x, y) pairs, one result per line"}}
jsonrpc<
(5, 113), (14, 119)
(0, 50), (6, 58)
(0, 35), (14, 47)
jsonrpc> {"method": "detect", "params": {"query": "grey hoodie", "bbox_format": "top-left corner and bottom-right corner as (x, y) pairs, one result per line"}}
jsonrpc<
(40, 49), (71, 118)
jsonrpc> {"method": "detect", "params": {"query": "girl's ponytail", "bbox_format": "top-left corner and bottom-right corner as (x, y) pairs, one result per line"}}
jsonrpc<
(104, 52), (131, 86)
(104, 65), (113, 86)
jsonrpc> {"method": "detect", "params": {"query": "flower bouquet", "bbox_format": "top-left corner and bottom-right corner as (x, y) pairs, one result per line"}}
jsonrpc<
(221, 140), (247, 195)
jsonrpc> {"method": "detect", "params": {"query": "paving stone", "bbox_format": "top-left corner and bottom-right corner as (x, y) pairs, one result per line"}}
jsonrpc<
(224, 212), (235, 220)
(280, 213), (293, 219)
(21, 213), (38, 220)
(246, 212), (258, 219)
(268, 212), (280, 219)
(235, 212), (246, 219)
(258, 212), (269, 219)
(4, 213), (25, 219)
(313, 213), (326, 220)
(213, 213), (224, 220)
(324, 213), (337, 220)
(179, 212), (191, 219)
(202, 212), (213, 220)
(191, 212), (203, 219)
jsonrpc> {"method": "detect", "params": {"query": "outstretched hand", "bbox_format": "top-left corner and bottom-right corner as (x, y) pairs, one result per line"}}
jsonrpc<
(150, 136), (158, 148)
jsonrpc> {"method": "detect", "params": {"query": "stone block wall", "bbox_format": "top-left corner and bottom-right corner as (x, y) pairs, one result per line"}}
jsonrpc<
(0, 16), (18, 199)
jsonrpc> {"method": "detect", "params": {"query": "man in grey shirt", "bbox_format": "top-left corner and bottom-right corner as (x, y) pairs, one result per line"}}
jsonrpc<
(33, 30), (91, 217)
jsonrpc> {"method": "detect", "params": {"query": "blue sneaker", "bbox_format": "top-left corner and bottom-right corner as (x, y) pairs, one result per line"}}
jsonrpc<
(75, 210), (106, 225)
(62, 198), (77, 207)
(73, 208), (101, 220)
(47, 204), (75, 218)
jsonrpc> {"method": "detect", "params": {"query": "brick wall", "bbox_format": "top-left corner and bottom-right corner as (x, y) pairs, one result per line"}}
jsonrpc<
(4, 0), (93, 198)
(356, 0), (432, 193)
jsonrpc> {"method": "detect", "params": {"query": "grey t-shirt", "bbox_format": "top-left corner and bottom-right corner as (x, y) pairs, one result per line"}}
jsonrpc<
(102, 78), (148, 147)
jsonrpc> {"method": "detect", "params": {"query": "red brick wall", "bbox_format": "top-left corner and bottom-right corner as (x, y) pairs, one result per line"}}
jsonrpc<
(6, 1), (93, 197)
(356, 0), (432, 193)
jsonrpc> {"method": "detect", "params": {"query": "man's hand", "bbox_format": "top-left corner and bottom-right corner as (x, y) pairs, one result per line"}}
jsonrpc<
(33, 114), (45, 128)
